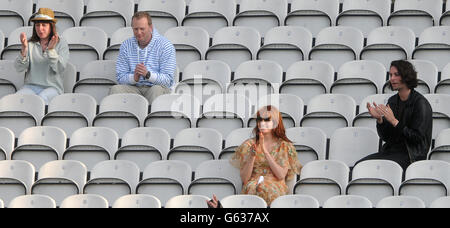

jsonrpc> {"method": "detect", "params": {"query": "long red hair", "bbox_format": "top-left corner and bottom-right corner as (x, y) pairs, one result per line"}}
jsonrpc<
(253, 105), (291, 143)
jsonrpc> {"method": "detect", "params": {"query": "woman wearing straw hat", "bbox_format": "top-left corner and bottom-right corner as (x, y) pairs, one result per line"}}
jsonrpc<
(15, 8), (69, 104)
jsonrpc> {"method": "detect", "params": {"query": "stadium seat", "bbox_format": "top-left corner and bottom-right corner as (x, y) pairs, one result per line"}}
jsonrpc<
(430, 196), (450, 208)
(164, 26), (210, 73)
(62, 62), (76, 93)
(257, 26), (313, 71)
(0, 94), (45, 137)
(360, 26), (416, 72)
(80, 0), (134, 38)
(42, 93), (97, 138)
(0, 160), (35, 206)
(8, 194), (56, 208)
(182, 0), (235, 38)
(0, 127), (13, 160)
(309, 26), (364, 71)
(323, 195), (373, 208)
(1, 26), (33, 60)
(0, 199), (3, 208)
(346, 160), (403, 206)
(62, 27), (108, 73)
(83, 160), (140, 206)
(136, 160), (192, 206)
(413, 26), (450, 72)
(197, 93), (252, 138)
(441, 3), (450, 26)
(428, 129), (450, 162)
(435, 62), (450, 94)
(11, 126), (66, 171)
(31, 160), (87, 206)
(0, 0), (32, 40)
(336, 0), (391, 37)
(0, 30), (4, 55)
(174, 60), (231, 102)
(332, 60), (386, 105)
(286, 0), (340, 38)
(72, 60), (117, 104)
(138, 0), (186, 35)
(300, 94), (356, 138)
(63, 127), (119, 171)
(220, 127), (254, 160)
(188, 160), (241, 200)
(388, 0), (443, 38)
(0, 60), (25, 100)
(281, 61), (334, 105)
(424, 94), (450, 140)
(205, 26), (261, 72)
(103, 27), (133, 61)
(36, 0), (84, 32)
(221, 194), (267, 208)
(165, 195), (210, 208)
(144, 94), (201, 139)
(112, 194), (162, 208)
(376, 195), (426, 208)
(328, 127), (379, 167)
(115, 127), (170, 170)
(286, 127), (326, 165)
(60, 194), (109, 208)
(168, 128), (222, 170)
(270, 194), (320, 208)
(93, 93), (149, 138)
(233, 0), (288, 38)
(399, 160), (450, 207)
(352, 94), (392, 132)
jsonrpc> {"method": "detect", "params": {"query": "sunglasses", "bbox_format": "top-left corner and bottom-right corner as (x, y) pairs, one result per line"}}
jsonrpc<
(256, 117), (272, 122)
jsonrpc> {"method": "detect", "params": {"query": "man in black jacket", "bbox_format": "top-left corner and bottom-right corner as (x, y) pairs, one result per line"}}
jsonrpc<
(357, 60), (433, 170)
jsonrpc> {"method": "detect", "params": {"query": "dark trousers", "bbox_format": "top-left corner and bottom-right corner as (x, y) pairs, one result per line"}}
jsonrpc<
(356, 149), (411, 171)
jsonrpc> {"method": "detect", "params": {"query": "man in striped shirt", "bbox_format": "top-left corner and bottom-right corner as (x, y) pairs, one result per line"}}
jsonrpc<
(110, 11), (176, 103)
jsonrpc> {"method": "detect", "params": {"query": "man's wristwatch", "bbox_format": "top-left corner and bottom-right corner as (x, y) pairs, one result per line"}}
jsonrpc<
(145, 71), (151, 80)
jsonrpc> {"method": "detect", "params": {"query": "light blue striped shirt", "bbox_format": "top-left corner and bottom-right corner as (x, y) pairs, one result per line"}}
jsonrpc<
(116, 28), (176, 88)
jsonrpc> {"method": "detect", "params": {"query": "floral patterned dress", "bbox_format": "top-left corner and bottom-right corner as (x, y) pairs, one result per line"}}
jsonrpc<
(231, 138), (302, 205)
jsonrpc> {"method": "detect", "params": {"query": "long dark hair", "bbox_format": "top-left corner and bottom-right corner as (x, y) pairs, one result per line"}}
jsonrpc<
(29, 21), (57, 43)
(390, 60), (418, 89)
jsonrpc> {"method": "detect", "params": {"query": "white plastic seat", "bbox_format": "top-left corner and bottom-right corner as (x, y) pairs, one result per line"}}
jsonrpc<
(183, 0), (235, 37)
(62, 27), (108, 72)
(221, 194), (267, 208)
(0, 30), (3, 54)
(188, 160), (241, 200)
(352, 94), (392, 132)
(115, 127), (170, 171)
(60, 194), (109, 208)
(0, 160), (35, 206)
(376, 196), (426, 208)
(93, 94), (149, 138)
(329, 127), (379, 167)
(0, 199), (3, 208)
(227, 60), (283, 107)
(294, 160), (349, 206)
(286, 127), (326, 166)
(0, 60), (25, 99)
(103, 27), (133, 61)
(257, 26), (313, 71)
(80, 0), (134, 37)
(309, 26), (364, 71)
(441, 3), (450, 26)
(165, 195), (210, 208)
(73, 60), (117, 103)
(136, 160), (192, 206)
(233, 0), (288, 38)
(42, 93), (97, 138)
(281, 61), (334, 105)
(361, 26), (416, 71)
(205, 26), (261, 72)
(323, 195), (373, 208)
(336, 0), (391, 37)
(1, 26), (33, 60)
(413, 26), (450, 72)
(64, 127), (119, 171)
(0, 127), (14, 160)
(174, 60), (231, 102)
(165, 26), (210, 73)
(435, 62), (450, 94)
(220, 128), (254, 160)
(430, 196), (450, 208)
(197, 93), (252, 138)
(31, 160), (87, 206)
(270, 194), (320, 208)
(429, 129), (450, 162)
(63, 62), (76, 94)
(424, 94), (450, 140)
(286, 0), (340, 37)
(36, 0), (84, 32)
(144, 94), (201, 139)
(83, 160), (140, 206)
(0, 0), (32, 40)
(138, 0), (186, 35)
(333, 60), (387, 105)
(300, 94), (356, 138)
(399, 160), (450, 207)
(8, 194), (56, 208)
(347, 160), (403, 206)
(388, 0), (443, 38)
(168, 128), (222, 171)
(112, 194), (161, 208)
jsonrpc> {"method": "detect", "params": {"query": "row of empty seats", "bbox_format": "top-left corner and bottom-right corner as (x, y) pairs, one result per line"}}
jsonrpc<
(0, 159), (449, 207)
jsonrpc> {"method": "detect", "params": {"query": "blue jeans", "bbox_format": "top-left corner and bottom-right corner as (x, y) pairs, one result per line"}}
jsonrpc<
(16, 84), (60, 104)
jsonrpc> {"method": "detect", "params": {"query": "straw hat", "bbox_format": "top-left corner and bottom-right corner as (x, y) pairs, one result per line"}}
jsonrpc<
(31, 8), (57, 23)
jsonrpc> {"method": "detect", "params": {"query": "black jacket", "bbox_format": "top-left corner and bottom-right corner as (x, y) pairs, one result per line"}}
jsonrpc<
(377, 89), (433, 162)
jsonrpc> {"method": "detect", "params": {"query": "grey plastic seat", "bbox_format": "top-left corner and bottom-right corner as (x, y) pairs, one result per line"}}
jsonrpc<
(112, 194), (162, 208)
